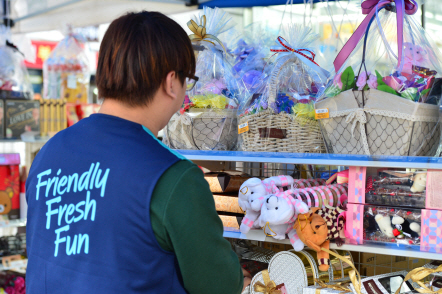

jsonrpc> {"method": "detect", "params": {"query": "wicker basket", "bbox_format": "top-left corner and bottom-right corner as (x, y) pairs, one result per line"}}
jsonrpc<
(164, 108), (237, 150)
(316, 89), (441, 156)
(251, 251), (308, 294)
(239, 54), (326, 153)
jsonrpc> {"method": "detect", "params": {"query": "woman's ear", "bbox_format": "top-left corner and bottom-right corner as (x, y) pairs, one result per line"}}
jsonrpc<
(163, 71), (178, 100)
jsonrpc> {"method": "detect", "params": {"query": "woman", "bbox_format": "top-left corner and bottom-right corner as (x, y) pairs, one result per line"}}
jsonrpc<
(26, 11), (251, 293)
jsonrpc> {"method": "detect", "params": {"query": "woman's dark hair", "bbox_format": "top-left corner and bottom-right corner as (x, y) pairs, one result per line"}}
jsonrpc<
(96, 11), (196, 106)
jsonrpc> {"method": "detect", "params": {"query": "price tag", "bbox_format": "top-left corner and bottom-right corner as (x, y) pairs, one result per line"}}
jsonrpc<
(315, 108), (330, 119)
(238, 122), (249, 134)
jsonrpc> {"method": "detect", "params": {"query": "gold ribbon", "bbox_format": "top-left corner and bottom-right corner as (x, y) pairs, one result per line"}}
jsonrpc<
(187, 15), (227, 53)
(264, 222), (277, 237)
(314, 279), (352, 294)
(394, 265), (442, 294)
(321, 248), (362, 294)
(254, 270), (282, 294)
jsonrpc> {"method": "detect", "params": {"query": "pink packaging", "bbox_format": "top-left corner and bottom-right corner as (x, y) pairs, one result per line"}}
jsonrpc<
(421, 209), (442, 253)
(345, 203), (364, 245)
(425, 170), (442, 210)
(348, 166), (366, 204)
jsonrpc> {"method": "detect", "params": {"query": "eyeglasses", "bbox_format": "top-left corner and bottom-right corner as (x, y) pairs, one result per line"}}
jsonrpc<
(186, 75), (199, 92)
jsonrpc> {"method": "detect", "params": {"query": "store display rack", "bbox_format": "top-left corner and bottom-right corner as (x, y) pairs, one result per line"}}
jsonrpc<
(177, 149), (442, 261)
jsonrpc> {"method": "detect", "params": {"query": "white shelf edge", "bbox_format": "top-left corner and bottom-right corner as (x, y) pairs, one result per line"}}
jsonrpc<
(223, 229), (442, 261)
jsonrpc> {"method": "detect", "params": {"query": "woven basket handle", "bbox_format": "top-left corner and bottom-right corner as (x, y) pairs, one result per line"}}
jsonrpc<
(268, 54), (299, 104)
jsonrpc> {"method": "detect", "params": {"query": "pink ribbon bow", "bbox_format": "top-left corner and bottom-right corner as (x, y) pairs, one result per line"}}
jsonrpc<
(334, 0), (418, 72)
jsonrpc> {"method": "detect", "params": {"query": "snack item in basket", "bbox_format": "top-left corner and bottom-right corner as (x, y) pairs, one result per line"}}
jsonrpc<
(259, 190), (309, 251)
(238, 175), (295, 234)
(164, 7), (242, 151)
(316, 0), (442, 156)
(237, 24), (329, 153)
(350, 271), (418, 294)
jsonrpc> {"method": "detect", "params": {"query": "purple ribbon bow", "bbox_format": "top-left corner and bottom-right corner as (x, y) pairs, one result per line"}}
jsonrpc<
(334, 0), (418, 72)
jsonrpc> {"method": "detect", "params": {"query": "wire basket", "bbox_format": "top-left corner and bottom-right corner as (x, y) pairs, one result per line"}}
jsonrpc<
(239, 55), (326, 153)
(164, 108), (238, 150)
(316, 89), (441, 156)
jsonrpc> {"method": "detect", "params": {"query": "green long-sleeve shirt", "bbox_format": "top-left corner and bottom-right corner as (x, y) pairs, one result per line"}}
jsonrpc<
(150, 159), (243, 294)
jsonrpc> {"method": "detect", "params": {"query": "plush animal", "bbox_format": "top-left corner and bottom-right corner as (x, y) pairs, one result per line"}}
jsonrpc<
(403, 42), (428, 74)
(293, 205), (346, 271)
(410, 172), (427, 193)
(238, 175), (295, 234)
(374, 214), (394, 238)
(259, 190), (309, 251)
(391, 215), (421, 238)
(0, 191), (11, 215)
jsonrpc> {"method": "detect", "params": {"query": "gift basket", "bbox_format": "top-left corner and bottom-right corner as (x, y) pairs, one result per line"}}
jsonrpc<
(237, 25), (329, 153)
(163, 7), (242, 151)
(0, 26), (33, 99)
(43, 28), (90, 103)
(316, 0), (442, 156)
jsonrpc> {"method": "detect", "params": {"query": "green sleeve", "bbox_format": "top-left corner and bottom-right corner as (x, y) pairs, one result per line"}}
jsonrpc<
(150, 160), (243, 294)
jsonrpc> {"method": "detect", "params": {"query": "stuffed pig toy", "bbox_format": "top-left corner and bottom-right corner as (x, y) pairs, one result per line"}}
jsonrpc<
(238, 175), (295, 234)
(259, 190), (309, 251)
(293, 206), (346, 271)
(403, 42), (428, 74)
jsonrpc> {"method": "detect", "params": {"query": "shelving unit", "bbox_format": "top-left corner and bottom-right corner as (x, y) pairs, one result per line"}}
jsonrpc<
(177, 150), (442, 262)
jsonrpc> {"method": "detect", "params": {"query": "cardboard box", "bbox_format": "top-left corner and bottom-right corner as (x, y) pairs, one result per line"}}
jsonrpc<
(213, 194), (243, 214)
(4, 100), (40, 139)
(218, 213), (243, 232)
(204, 171), (251, 193)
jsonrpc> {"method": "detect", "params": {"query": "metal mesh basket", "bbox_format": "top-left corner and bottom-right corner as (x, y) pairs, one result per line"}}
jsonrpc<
(239, 54), (326, 153)
(164, 108), (238, 150)
(316, 89), (441, 156)
(233, 239), (276, 263)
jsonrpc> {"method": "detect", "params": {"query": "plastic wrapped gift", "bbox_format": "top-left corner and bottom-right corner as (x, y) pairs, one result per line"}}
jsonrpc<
(365, 170), (426, 208)
(43, 29), (90, 104)
(237, 24), (329, 153)
(363, 206), (421, 246)
(163, 7), (243, 151)
(0, 39), (33, 99)
(316, 0), (442, 156)
(229, 22), (277, 92)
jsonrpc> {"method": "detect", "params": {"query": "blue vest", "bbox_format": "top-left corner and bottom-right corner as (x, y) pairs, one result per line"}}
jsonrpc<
(26, 114), (188, 294)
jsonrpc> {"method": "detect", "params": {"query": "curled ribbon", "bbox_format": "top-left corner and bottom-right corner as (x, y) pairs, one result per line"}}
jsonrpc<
(321, 248), (363, 294)
(254, 270), (282, 294)
(394, 265), (442, 294)
(334, 0), (418, 72)
(314, 279), (352, 294)
(345, 109), (370, 155)
(269, 36), (329, 81)
(263, 221), (278, 237)
(187, 15), (227, 53)
(271, 36), (318, 66)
